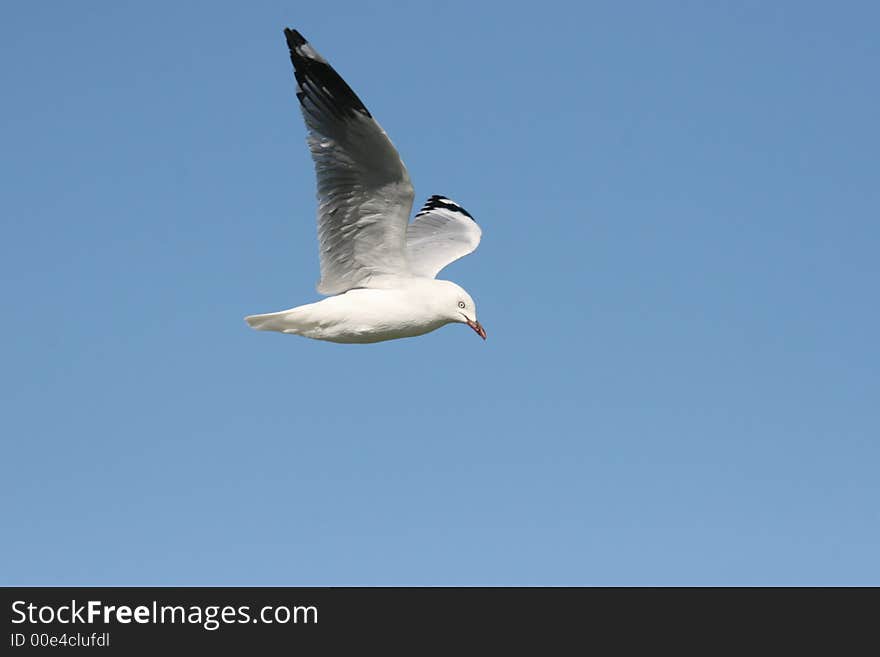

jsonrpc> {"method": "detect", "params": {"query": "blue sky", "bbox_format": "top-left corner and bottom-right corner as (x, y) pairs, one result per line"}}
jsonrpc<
(2, 1), (878, 585)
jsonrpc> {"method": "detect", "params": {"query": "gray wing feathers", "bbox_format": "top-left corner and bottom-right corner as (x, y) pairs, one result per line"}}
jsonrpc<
(406, 196), (482, 279)
(285, 29), (414, 295)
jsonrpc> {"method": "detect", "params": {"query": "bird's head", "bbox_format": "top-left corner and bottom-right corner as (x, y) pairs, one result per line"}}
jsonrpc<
(433, 280), (486, 340)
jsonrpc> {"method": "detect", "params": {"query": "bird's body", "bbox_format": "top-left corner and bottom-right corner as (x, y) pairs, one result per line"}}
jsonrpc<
(247, 279), (471, 344)
(245, 29), (486, 344)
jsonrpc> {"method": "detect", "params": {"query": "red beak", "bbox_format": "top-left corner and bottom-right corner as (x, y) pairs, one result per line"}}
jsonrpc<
(466, 318), (487, 340)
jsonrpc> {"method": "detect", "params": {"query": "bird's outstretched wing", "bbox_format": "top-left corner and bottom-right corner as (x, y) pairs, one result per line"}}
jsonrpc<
(284, 28), (415, 295)
(406, 196), (482, 279)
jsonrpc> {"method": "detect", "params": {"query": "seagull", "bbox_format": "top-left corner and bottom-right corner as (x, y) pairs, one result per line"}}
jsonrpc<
(245, 28), (486, 344)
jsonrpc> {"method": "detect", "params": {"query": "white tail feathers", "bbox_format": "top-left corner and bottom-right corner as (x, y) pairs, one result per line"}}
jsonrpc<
(244, 309), (299, 333)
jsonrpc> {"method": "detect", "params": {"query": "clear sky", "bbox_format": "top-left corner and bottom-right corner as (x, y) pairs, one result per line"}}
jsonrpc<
(2, 1), (878, 585)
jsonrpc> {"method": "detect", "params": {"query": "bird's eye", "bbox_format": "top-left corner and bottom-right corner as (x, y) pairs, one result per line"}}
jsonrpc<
(458, 301), (466, 309)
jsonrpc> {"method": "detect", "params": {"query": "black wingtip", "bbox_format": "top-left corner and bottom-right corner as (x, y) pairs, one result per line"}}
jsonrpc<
(416, 196), (475, 221)
(284, 28), (306, 49)
(282, 28), (373, 120)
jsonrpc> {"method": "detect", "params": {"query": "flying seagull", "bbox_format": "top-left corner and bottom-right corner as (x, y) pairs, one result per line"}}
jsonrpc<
(245, 28), (486, 344)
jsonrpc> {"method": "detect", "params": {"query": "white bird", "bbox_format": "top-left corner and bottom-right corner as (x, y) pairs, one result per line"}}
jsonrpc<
(245, 28), (486, 344)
